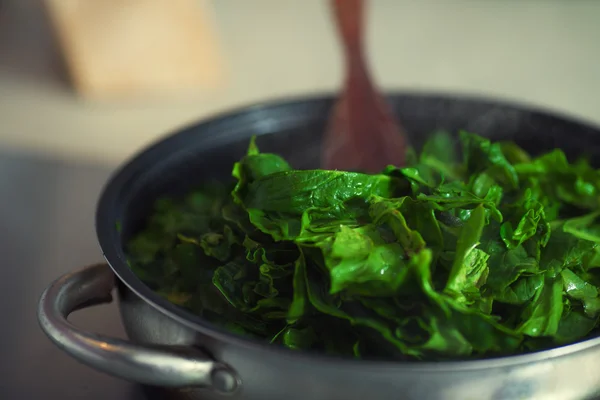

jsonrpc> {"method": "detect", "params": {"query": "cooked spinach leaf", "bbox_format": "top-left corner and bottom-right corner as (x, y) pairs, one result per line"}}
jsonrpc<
(127, 131), (600, 361)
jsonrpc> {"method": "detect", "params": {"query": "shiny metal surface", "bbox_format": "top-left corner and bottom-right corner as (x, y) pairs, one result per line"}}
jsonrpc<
(0, 151), (146, 399)
(37, 263), (239, 394)
(26, 94), (600, 399)
(34, 93), (600, 400)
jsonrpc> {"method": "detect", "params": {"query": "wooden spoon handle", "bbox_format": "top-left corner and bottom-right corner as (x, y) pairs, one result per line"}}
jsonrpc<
(331, 0), (365, 63)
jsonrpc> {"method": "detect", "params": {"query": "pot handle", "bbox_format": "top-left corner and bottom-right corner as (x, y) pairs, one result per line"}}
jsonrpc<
(37, 263), (240, 395)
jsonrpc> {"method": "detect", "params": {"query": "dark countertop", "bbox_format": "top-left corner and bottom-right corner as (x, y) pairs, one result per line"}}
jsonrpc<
(0, 151), (147, 399)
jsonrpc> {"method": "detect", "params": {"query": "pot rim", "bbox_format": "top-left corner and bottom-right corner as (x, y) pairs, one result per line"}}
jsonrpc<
(96, 90), (600, 371)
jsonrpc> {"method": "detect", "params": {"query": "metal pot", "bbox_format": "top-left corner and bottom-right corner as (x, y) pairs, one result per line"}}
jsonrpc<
(38, 93), (600, 400)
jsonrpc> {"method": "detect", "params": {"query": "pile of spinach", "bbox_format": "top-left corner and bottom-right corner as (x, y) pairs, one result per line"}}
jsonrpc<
(127, 131), (600, 360)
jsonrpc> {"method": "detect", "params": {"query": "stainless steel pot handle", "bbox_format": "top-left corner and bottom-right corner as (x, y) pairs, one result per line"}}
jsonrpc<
(37, 263), (240, 395)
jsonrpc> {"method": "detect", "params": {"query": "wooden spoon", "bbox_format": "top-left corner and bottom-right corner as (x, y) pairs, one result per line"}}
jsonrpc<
(322, 0), (408, 173)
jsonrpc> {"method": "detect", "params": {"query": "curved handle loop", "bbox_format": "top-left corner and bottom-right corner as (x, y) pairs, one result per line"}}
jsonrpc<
(37, 263), (240, 394)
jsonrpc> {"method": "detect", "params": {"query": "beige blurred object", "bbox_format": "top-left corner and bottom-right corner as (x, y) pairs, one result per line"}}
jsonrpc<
(43, 0), (225, 99)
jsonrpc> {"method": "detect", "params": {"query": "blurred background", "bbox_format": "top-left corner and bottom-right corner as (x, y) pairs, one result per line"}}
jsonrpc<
(1, 0), (600, 166)
(1, 1), (600, 399)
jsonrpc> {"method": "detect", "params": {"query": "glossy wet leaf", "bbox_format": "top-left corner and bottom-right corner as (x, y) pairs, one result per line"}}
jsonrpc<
(445, 205), (488, 303)
(127, 132), (600, 361)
